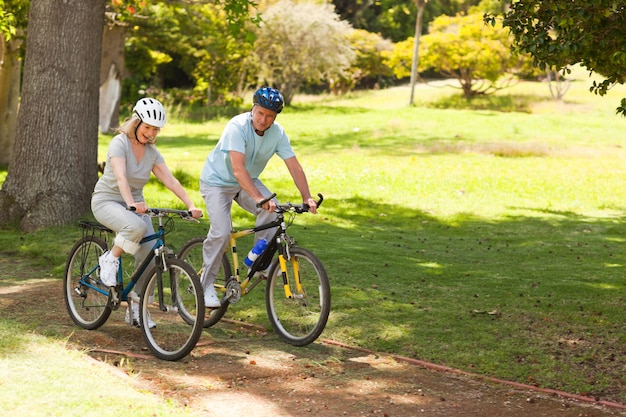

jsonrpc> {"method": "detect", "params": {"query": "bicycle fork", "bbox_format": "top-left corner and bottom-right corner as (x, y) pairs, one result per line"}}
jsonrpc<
(278, 253), (305, 300)
(154, 248), (179, 312)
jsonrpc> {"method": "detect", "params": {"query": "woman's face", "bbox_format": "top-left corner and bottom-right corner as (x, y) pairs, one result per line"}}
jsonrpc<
(136, 122), (160, 144)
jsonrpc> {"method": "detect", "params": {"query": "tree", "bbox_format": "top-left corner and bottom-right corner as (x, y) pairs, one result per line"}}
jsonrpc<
(387, 13), (519, 99)
(0, 0), (105, 231)
(488, 0), (626, 115)
(332, 0), (483, 43)
(123, 1), (259, 107)
(0, 0), (28, 166)
(328, 29), (393, 94)
(252, 0), (355, 105)
(0, 0), (258, 232)
(409, 0), (426, 105)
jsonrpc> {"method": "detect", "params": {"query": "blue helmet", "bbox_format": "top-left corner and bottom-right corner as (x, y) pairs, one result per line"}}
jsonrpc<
(253, 87), (284, 113)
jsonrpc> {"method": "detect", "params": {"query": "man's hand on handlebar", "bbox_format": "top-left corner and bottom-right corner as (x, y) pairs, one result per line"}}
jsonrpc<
(257, 193), (277, 212)
(305, 197), (318, 214)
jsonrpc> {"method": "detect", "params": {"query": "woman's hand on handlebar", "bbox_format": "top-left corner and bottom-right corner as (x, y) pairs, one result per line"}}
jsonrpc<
(129, 201), (148, 213)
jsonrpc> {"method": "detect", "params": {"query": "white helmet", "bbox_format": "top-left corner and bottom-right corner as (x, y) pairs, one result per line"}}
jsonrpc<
(132, 98), (166, 128)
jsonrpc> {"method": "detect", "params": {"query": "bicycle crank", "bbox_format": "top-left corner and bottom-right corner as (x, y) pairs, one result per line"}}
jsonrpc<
(107, 288), (121, 310)
(224, 278), (242, 304)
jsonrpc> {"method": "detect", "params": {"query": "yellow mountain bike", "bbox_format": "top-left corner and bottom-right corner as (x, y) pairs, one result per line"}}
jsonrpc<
(178, 193), (330, 346)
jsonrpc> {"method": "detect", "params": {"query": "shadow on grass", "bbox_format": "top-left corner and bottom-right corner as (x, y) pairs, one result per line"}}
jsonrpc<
(298, 196), (626, 403)
(429, 93), (552, 113)
(1, 193), (626, 404)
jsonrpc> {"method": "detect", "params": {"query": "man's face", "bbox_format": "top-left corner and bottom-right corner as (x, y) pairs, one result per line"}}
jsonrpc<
(251, 105), (278, 133)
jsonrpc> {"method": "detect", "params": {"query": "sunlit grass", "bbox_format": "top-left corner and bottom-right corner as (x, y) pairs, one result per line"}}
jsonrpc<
(0, 321), (198, 416)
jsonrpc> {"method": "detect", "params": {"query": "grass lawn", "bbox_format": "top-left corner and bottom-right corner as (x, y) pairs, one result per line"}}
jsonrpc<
(2, 66), (626, 406)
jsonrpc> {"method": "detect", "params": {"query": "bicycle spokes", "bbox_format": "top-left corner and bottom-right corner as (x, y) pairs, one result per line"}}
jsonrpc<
(140, 258), (204, 361)
(266, 247), (330, 346)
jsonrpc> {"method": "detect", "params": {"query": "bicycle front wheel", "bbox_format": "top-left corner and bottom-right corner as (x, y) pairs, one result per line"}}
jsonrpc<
(265, 246), (330, 346)
(177, 237), (232, 328)
(140, 257), (205, 361)
(64, 236), (111, 330)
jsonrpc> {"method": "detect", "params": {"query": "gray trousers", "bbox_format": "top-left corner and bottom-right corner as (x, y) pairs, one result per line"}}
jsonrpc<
(199, 179), (277, 290)
(91, 198), (156, 293)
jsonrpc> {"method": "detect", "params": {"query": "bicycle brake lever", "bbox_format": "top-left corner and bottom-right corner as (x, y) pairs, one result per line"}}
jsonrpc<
(316, 193), (324, 208)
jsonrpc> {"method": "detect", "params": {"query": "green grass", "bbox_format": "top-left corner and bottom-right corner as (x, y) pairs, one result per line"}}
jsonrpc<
(0, 318), (198, 416)
(2, 66), (626, 406)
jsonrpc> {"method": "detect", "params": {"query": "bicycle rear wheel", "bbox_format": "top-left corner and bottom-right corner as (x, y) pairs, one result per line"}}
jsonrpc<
(177, 237), (232, 328)
(265, 246), (331, 346)
(64, 236), (112, 330)
(140, 257), (204, 361)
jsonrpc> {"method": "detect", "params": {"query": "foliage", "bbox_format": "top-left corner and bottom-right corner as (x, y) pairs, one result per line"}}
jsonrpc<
(252, 0), (355, 104)
(0, 1), (17, 41)
(1, 0), (28, 43)
(387, 13), (522, 98)
(108, 0), (148, 22)
(333, 0), (484, 43)
(382, 36), (413, 80)
(489, 0), (626, 116)
(122, 1), (258, 107)
(328, 29), (394, 94)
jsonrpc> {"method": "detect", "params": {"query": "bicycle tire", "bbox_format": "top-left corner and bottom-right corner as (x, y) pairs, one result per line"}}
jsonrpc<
(63, 236), (112, 330)
(139, 257), (205, 361)
(177, 237), (232, 328)
(265, 246), (330, 346)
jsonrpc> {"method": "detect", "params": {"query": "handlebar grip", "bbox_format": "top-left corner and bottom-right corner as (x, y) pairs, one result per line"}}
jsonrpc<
(257, 193), (277, 208)
(316, 193), (324, 208)
(303, 193), (324, 211)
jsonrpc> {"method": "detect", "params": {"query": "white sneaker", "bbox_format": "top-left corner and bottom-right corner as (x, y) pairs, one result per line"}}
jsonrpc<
(125, 296), (156, 328)
(98, 252), (119, 287)
(204, 286), (221, 308)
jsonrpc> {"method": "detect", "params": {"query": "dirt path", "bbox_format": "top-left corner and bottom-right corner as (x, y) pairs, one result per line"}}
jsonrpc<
(2, 275), (626, 417)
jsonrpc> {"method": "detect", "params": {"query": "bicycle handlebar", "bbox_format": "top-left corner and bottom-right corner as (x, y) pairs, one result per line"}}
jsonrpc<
(127, 206), (200, 220)
(264, 193), (324, 214)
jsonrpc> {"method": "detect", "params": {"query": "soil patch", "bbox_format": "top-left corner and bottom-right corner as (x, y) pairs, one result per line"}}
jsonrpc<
(1, 272), (625, 416)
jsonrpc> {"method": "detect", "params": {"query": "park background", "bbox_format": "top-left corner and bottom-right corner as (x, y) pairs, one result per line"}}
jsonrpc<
(1, 0), (626, 413)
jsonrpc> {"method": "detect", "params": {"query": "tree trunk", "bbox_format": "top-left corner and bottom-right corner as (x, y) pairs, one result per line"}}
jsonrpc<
(409, 0), (426, 106)
(99, 23), (125, 134)
(0, 32), (23, 166)
(0, 0), (106, 232)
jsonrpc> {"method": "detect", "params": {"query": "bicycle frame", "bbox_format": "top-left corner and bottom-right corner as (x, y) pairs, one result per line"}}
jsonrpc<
(224, 204), (307, 302)
(227, 221), (280, 294)
(79, 218), (169, 307)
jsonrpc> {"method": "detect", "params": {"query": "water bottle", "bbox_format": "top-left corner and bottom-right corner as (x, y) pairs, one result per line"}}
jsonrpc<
(244, 239), (268, 268)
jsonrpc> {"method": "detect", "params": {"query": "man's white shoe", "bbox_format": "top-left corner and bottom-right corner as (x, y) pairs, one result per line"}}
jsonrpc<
(204, 286), (221, 308)
(98, 251), (119, 287)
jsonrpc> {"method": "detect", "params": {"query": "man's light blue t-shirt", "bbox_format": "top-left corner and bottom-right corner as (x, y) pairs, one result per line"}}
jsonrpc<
(200, 112), (296, 187)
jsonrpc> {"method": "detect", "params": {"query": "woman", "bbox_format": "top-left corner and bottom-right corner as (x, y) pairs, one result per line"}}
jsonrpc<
(91, 97), (202, 327)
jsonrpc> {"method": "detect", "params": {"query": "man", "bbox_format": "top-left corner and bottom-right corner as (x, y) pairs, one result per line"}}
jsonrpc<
(199, 87), (318, 307)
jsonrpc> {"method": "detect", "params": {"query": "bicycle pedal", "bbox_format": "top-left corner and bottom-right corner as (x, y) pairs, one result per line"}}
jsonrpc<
(73, 286), (87, 298)
(108, 288), (121, 310)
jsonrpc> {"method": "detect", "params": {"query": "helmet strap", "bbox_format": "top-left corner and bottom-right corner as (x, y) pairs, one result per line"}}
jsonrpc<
(134, 121), (142, 143)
